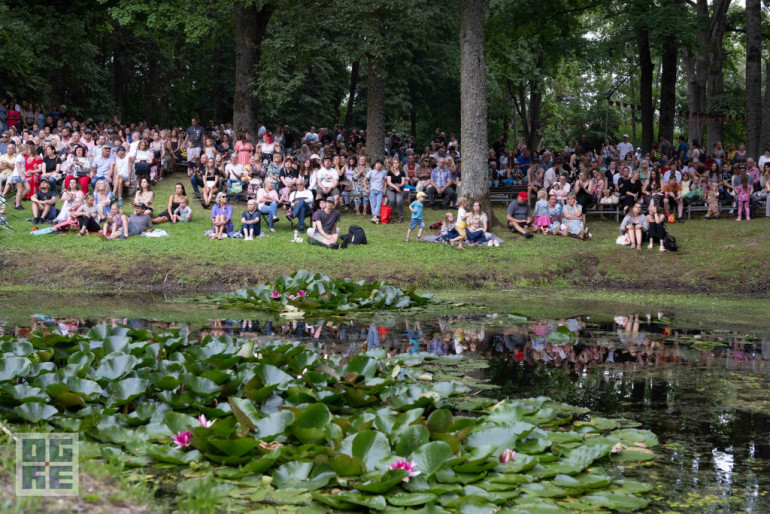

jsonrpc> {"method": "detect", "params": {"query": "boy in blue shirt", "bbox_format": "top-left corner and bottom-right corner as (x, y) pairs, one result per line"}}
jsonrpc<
(405, 191), (426, 242)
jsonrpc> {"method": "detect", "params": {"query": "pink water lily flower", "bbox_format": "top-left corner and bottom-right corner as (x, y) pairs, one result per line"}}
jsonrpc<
(172, 431), (192, 449)
(271, 290), (281, 299)
(288, 294), (296, 300)
(297, 290), (307, 297)
(388, 458), (420, 482)
(499, 448), (516, 464)
(198, 414), (215, 428)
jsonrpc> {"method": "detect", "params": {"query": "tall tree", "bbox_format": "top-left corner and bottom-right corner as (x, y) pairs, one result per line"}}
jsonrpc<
(657, 0), (683, 145)
(635, 5), (654, 154)
(232, 1), (275, 137)
(459, 0), (493, 221)
(680, 0), (731, 148)
(745, 0), (761, 158)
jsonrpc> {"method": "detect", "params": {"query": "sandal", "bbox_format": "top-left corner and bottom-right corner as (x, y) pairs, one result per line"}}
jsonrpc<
(405, 237), (410, 243)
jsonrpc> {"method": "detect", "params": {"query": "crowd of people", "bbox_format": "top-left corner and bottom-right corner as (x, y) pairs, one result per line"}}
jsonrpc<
(496, 132), (770, 248)
(1, 98), (768, 247)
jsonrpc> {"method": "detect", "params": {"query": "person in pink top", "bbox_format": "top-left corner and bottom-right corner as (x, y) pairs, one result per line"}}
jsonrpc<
(233, 132), (254, 166)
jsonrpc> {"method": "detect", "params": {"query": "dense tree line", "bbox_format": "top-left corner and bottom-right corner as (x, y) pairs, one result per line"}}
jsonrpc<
(3, 0), (770, 154)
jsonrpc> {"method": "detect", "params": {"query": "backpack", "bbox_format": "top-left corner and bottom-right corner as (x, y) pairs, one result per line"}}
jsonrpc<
(340, 225), (367, 248)
(663, 234), (678, 252)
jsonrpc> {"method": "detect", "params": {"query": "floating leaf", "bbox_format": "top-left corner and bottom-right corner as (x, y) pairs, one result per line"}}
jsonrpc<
(409, 441), (453, 478)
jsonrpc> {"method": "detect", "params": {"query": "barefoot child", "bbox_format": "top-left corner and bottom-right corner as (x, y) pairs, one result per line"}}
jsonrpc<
(405, 191), (426, 242)
(450, 196), (469, 249)
(170, 196), (192, 223)
(735, 174), (751, 221)
(241, 199), (261, 240)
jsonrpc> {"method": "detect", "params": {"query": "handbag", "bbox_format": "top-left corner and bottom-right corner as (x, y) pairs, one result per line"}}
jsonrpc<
(228, 181), (243, 194)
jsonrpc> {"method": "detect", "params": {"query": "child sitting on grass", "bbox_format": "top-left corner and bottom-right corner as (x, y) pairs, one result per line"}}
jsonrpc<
(241, 199), (261, 240)
(99, 203), (129, 240)
(405, 191), (426, 242)
(170, 196), (192, 223)
(438, 212), (459, 242)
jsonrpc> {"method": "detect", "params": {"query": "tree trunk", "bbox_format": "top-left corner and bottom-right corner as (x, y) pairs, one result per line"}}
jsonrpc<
(636, 26), (654, 154)
(760, 59), (770, 148)
(459, 0), (494, 223)
(366, 57), (386, 162)
(526, 63), (542, 152)
(659, 29), (678, 144)
(705, 0), (731, 150)
(745, 0), (762, 159)
(344, 60), (360, 129)
(232, 2), (275, 138)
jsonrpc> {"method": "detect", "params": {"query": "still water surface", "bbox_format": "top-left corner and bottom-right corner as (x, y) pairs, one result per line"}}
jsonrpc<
(2, 299), (768, 512)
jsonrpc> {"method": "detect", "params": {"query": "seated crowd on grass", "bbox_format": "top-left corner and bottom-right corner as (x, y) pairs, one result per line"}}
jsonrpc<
(0, 100), (768, 246)
(499, 133), (770, 246)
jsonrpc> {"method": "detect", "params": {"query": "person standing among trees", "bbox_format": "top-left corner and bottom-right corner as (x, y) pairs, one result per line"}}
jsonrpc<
(617, 134), (633, 161)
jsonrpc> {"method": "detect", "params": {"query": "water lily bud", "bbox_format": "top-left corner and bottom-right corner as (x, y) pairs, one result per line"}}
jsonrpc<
(262, 476), (273, 486)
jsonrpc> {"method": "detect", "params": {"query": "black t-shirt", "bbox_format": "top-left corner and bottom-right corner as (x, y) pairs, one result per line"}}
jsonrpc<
(281, 166), (299, 178)
(320, 133), (333, 145)
(312, 208), (340, 235)
(387, 171), (405, 189)
(35, 190), (56, 202)
(43, 155), (61, 173)
(282, 132), (295, 149)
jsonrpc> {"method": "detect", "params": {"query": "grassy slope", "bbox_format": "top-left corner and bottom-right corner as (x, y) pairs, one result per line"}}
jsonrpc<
(0, 173), (768, 295)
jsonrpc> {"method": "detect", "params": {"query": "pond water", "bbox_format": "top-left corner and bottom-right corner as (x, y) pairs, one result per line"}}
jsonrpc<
(1, 294), (769, 512)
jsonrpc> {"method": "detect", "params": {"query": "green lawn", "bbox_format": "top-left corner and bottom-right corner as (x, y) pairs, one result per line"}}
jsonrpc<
(1, 172), (768, 296)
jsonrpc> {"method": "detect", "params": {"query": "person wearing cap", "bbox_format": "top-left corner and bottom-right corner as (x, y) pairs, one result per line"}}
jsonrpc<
(307, 196), (341, 246)
(405, 191), (427, 242)
(210, 191), (233, 239)
(316, 155), (340, 206)
(506, 191), (534, 238)
(618, 135), (633, 161)
(128, 202), (154, 236)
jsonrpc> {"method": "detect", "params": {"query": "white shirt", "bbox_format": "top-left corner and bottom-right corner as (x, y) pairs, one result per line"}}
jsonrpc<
(225, 163), (244, 181)
(317, 167), (337, 188)
(663, 170), (682, 184)
(290, 189), (313, 206)
(758, 155), (770, 169)
(116, 155), (130, 179)
(544, 167), (558, 186)
(617, 141), (633, 160)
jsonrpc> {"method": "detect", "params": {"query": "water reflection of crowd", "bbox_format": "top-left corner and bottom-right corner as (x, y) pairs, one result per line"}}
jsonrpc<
(3, 313), (768, 377)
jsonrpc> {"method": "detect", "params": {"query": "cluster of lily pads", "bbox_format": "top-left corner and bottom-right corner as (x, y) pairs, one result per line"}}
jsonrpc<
(207, 270), (437, 316)
(0, 324), (658, 512)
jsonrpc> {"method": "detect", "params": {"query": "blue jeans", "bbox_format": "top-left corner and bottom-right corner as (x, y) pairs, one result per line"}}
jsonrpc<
(90, 176), (108, 188)
(369, 190), (383, 217)
(467, 228), (487, 243)
(190, 175), (204, 194)
(260, 202), (278, 228)
(293, 199), (311, 229)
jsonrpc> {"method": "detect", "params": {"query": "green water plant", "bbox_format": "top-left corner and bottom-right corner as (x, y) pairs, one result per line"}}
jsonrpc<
(207, 270), (437, 316)
(0, 324), (658, 511)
